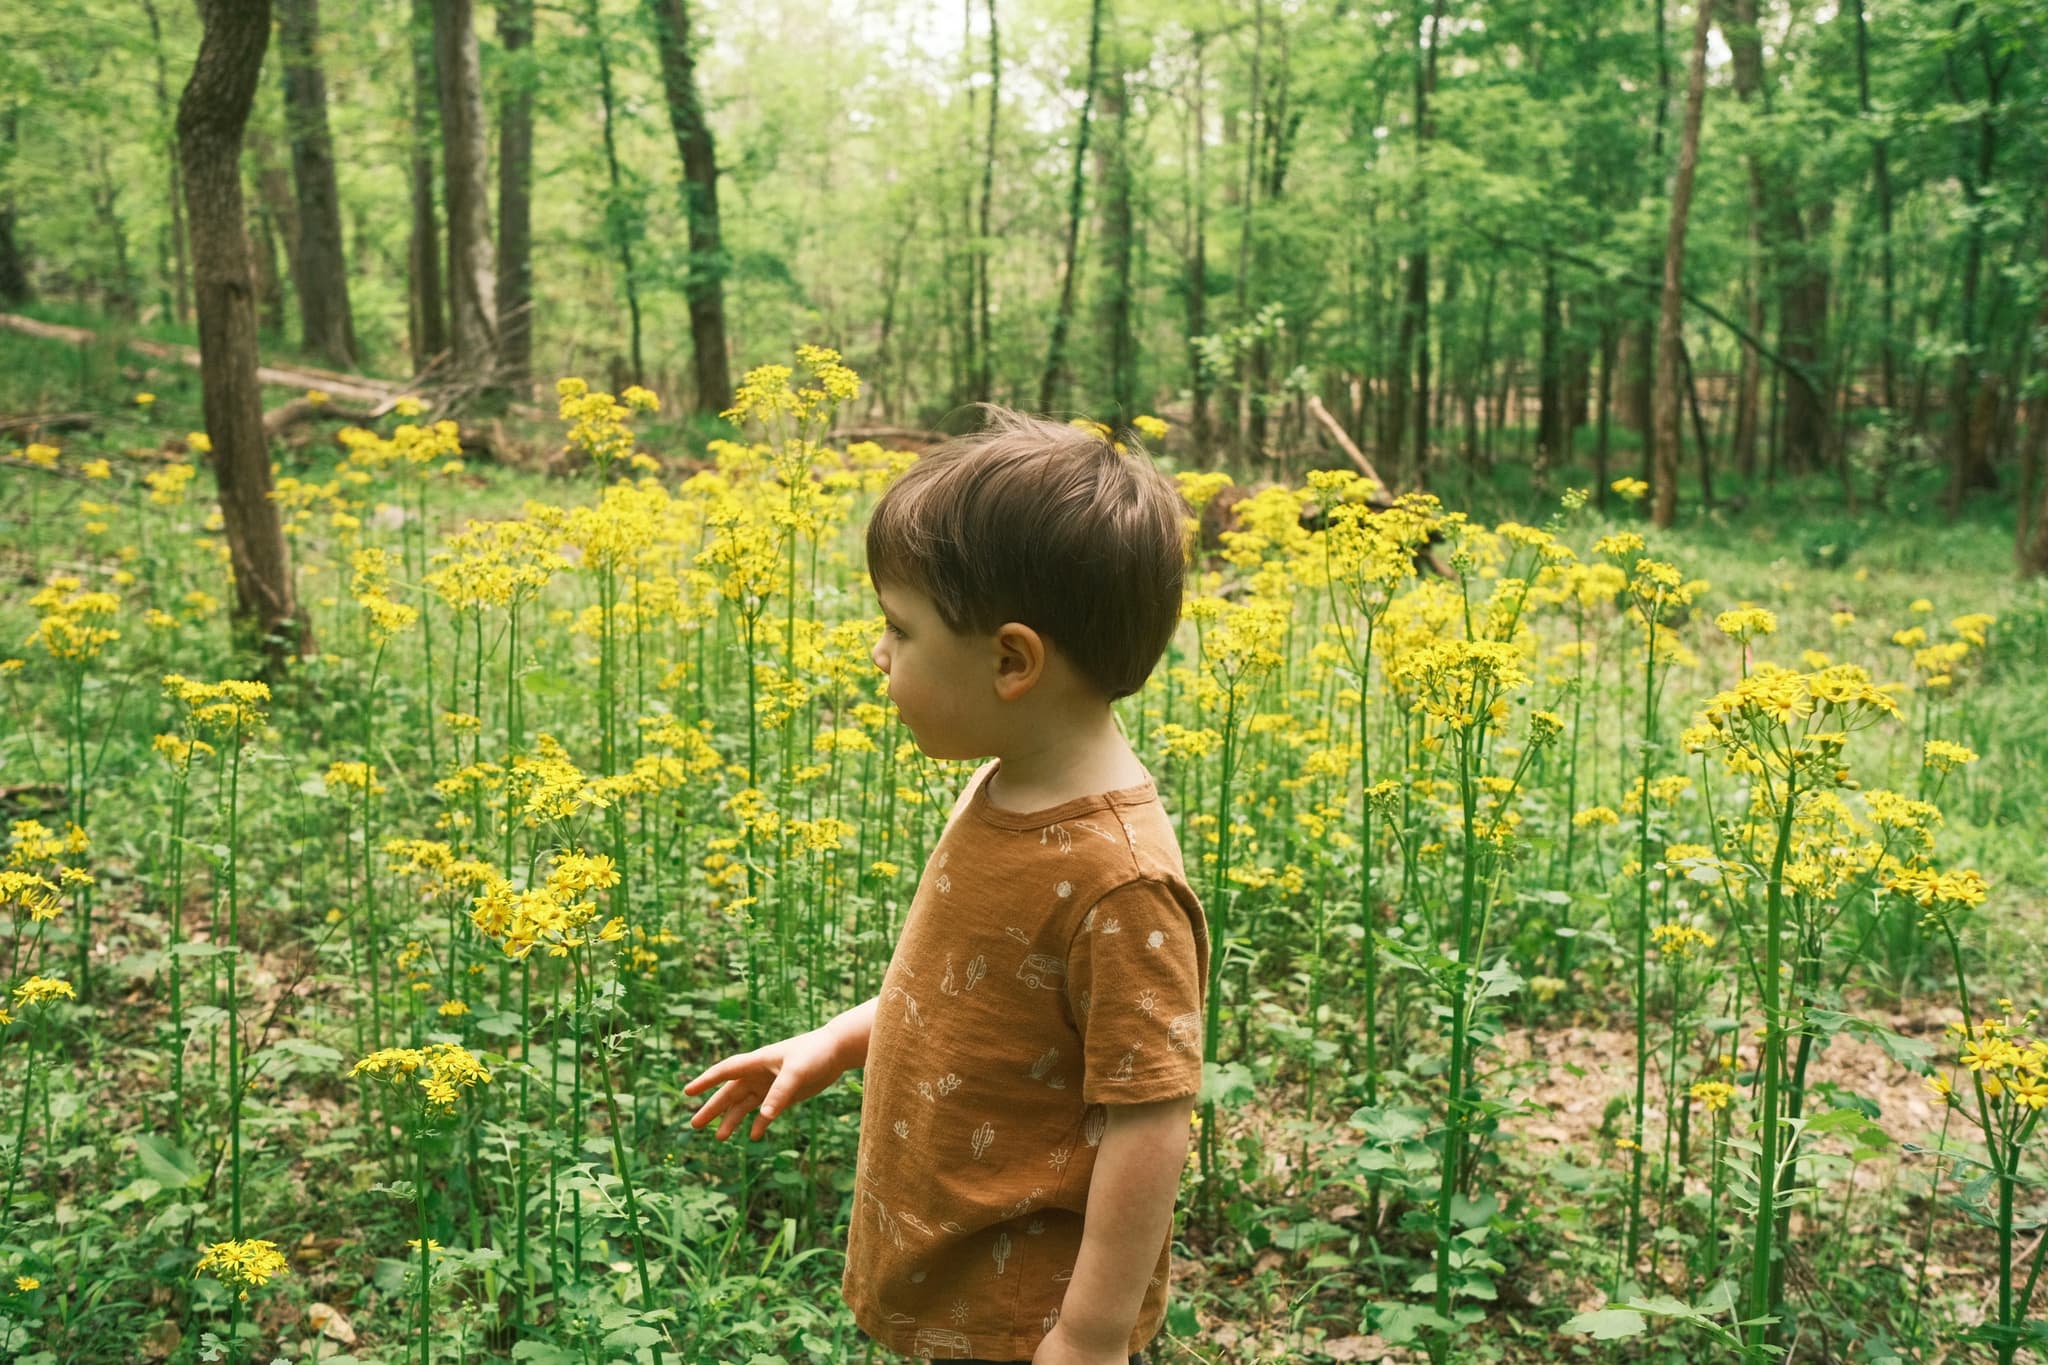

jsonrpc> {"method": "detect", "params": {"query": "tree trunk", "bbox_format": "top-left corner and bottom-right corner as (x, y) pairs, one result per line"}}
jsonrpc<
(276, 0), (357, 368)
(177, 0), (309, 661)
(1942, 13), (2009, 515)
(434, 0), (497, 384)
(2019, 217), (2048, 574)
(1851, 0), (1896, 415)
(1728, 0), (1764, 479)
(1595, 319), (1615, 509)
(1537, 262), (1564, 490)
(1097, 63), (1136, 419)
(1183, 31), (1211, 459)
(87, 141), (138, 319)
(142, 0), (192, 324)
(974, 0), (999, 403)
(1038, 0), (1105, 413)
(1231, 0), (1263, 455)
(408, 0), (446, 367)
(1652, 0), (1712, 530)
(647, 0), (734, 416)
(497, 0), (535, 391)
(586, 0), (644, 386)
(249, 138), (291, 336)
(1399, 0), (1445, 489)
(0, 110), (27, 307)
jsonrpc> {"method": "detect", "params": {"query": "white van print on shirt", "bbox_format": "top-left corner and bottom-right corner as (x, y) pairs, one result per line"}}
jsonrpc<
(913, 1327), (971, 1358)
(1016, 954), (1066, 990)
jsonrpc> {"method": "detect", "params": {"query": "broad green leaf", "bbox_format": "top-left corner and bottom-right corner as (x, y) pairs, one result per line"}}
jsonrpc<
(1565, 1308), (1647, 1339)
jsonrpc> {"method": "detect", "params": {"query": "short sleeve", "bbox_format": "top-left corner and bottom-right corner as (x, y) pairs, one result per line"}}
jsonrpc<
(1064, 878), (1209, 1105)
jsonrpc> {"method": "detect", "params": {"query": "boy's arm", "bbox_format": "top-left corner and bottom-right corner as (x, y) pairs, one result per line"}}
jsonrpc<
(1038, 1094), (1195, 1363)
(815, 995), (877, 1074)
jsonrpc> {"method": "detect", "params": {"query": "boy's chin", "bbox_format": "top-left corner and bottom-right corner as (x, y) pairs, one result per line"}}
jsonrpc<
(905, 730), (989, 763)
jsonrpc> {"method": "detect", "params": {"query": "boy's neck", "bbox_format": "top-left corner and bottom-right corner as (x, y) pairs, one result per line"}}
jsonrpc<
(984, 706), (1148, 814)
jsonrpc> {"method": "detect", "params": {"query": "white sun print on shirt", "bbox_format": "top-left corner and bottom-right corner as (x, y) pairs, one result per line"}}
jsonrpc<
(1136, 988), (1160, 1017)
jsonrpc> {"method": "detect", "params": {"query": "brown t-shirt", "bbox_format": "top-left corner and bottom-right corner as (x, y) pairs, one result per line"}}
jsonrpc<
(841, 763), (1209, 1361)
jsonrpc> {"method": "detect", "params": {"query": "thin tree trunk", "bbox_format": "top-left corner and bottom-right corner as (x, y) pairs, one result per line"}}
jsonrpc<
(435, 0), (498, 383)
(586, 0), (644, 385)
(1942, 10), (2010, 514)
(1681, 333), (1713, 509)
(141, 0), (191, 324)
(1039, 0), (1106, 413)
(1538, 262), (1564, 492)
(1184, 31), (1211, 458)
(2019, 216), (2048, 573)
(497, 0), (536, 390)
(1231, 0), (1262, 454)
(87, 141), (138, 319)
(1596, 319), (1615, 509)
(178, 0), (309, 661)
(957, 0), (979, 405)
(1653, 0), (1713, 530)
(974, 0), (999, 403)
(1851, 0), (1896, 415)
(1400, 0), (1444, 489)
(277, 0), (357, 367)
(647, 0), (734, 416)
(0, 110), (26, 307)
(408, 0), (446, 367)
(249, 137), (292, 336)
(1097, 63), (1136, 418)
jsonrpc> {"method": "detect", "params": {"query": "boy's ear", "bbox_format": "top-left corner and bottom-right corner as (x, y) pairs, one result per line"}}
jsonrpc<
(991, 621), (1046, 702)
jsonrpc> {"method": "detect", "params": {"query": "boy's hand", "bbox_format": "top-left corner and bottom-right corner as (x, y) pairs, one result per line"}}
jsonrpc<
(1031, 1320), (1129, 1365)
(683, 1028), (847, 1142)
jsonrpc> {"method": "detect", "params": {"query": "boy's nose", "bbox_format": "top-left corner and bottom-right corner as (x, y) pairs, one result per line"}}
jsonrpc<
(870, 637), (889, 673)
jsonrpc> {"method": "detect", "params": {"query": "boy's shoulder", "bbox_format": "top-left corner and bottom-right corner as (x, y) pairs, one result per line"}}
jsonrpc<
(936, 760), (1190, 894)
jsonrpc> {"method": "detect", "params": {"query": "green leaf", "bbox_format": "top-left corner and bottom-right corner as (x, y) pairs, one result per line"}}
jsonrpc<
(601, 1324), (663, 1349)
(1564, 1308), (1647, 1340)
(134, 1134), (201, 1190)
(1199, 1060), (1255, 1107)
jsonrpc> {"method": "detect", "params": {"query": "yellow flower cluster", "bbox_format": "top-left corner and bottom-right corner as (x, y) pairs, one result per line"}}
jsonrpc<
(162, 675), (270, 735)
(470, 851), (626, 959)
(350, 548), (419, 644)
(194, 1239), (290, 1292)
(322, 761), (384, 797)
(1930, 1010), (2048, 1114)
(351, 1041), (493, 1113)
(25, 577), (121, 663)
(1650, 922), (1716, 960)
(12, 975), (76, 1007)
(1690, 1080), (1737, 1112)
(145, 461), (197, 505)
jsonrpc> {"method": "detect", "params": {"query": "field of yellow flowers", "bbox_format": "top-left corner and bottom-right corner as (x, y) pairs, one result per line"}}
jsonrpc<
(1, 346), (2044, 1363)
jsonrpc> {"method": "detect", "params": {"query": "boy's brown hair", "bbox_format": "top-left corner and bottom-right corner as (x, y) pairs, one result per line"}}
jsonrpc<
(865, 406), (1189, 700)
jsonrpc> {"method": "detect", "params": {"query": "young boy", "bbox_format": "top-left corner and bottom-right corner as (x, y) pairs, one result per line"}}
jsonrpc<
(684, 409), (1209, 1365)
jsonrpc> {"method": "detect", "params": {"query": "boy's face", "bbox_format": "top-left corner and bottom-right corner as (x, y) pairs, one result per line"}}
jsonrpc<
(870, 580), (1000, 761)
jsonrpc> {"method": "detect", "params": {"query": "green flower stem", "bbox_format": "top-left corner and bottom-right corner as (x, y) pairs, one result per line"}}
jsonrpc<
(1744, 765), (1799, 1364)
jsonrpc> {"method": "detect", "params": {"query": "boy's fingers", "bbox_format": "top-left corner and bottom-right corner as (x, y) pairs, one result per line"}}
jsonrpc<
(688, 1078), (743, 1128)
(682, 1053), (748, 1095)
